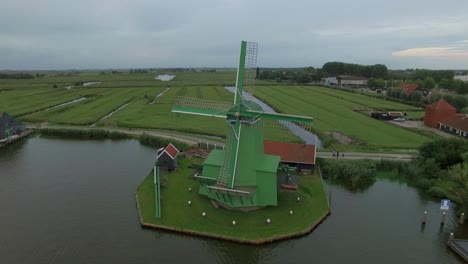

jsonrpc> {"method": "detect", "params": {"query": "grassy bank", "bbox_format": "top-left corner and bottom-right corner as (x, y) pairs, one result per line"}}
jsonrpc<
(39, 128), (193, 150)
(136, 157), (330, 242)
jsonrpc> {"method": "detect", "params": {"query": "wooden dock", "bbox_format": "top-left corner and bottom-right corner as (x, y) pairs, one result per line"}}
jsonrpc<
(0, 129), (33, 147)
(448, 239), (468, 262)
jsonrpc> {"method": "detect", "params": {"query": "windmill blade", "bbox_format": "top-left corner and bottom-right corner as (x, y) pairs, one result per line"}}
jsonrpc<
(172, 96), (232, 118)
(243, 42), (258, 97)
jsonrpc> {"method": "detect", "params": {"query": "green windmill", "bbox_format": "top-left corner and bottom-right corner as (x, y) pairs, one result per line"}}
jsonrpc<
(173, 41), (313, 209)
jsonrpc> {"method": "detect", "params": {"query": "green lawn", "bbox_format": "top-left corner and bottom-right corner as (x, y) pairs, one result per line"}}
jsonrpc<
(136, 158), (329, 241)
(255, 86), (435, 150)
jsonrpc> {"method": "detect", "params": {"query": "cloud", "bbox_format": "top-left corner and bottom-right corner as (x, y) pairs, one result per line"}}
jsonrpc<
(1, 0), (468, 69)
(392, 42), (468, 59)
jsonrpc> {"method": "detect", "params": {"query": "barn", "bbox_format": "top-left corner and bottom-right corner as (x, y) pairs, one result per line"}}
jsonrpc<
(424, 99), (457, 128)
(156, 143), (180, 171)
(0, 112), (25, 140)
(263, 141), (316, 171)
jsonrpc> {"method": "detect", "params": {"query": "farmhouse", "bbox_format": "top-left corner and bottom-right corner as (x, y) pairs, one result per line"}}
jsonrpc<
(424, 99), (456, 128)
(322, 75), (367, 87)
(438, 114), (468, 138)
(0, 112), (25, 140)
(398, 83), (420, 96)
(156, 143), (180, 171)
(263, 141), (316, 171)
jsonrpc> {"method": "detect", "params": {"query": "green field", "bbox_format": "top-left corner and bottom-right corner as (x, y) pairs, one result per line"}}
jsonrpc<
(255, 86), (435, 150)
(1, 71), (439, 150)
(137, 157), (329, 242)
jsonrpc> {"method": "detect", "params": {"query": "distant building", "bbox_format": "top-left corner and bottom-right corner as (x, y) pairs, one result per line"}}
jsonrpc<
(454, 75), (468, 82)
(424, 99), (457, 128)
(322, 75), (367, 87)
(156, 143), (180, 171)
(0, 112), (25, 140)
(263, 141), (316, 171)
(398, 83), (420, 96)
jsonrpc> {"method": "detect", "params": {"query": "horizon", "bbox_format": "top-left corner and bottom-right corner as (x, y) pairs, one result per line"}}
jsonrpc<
(2, 0), (468, 70)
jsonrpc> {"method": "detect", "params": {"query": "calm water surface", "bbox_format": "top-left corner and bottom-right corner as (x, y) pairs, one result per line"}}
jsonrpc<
(0, 137), (466, 263)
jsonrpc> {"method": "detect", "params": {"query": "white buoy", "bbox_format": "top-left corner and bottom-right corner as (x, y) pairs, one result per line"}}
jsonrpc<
(188, 200), (192, 206)
(297, 197), (301, 202)
(202, 212), (206, 217)
(267, 219), (271, 224)
(232, 220), (236, 226)
(290, 210), (294, 215)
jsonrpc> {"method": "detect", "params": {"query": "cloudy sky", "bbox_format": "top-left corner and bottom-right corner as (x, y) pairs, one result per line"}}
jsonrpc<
(1, 0), (468, 70)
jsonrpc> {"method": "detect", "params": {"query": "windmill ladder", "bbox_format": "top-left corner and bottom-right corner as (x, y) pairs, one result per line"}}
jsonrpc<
(217, 126), (235, 186)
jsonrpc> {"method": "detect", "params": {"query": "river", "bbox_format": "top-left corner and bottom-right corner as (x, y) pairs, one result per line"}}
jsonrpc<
(0, 137), (465, 263)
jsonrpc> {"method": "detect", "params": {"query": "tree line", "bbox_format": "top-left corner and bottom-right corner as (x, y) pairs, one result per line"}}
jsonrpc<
(0, 72), (35, 79)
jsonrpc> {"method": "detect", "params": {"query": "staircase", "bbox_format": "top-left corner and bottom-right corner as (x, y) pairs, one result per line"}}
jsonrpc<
(217, 125), (235, 187)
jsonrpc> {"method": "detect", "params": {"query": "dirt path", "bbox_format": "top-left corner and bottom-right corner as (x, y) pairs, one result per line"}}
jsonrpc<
(316, 151), (415, 160)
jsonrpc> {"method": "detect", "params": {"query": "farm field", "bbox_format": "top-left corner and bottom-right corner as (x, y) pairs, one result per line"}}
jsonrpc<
(1, 71), (301, 142)
(1, 71), (439, 150)
(255, 86), (435, 151)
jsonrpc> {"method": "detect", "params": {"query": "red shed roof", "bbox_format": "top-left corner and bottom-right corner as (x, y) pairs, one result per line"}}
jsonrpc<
(440, 114), (468, 132)
(426, 99), (456, 111)
(398, 83), (419, 96)
(264, 141), (316, 164)
(157, 143), (180, 160)
(388, 112), (403, 117)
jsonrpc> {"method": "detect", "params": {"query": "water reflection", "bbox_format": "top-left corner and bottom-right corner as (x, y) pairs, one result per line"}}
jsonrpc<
(0, 138), (467, 264)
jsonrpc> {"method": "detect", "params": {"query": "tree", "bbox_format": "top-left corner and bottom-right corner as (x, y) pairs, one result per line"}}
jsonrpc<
(449, 162), (468, 212)
(423, 77), (436, 89)
(410, 90), (423, 101)
(418, 138), (468, 169)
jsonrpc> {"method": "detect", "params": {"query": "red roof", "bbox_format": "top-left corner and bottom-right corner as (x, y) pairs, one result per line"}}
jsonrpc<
(164, 143), (179, 159)
(388, 112), (403, 117)
(157, 143), (179, 160)
(264, 141), (316, 164)
(440, 114), (468, 132)
(426, 99), (456, 111)
(398, 83), (419, 96)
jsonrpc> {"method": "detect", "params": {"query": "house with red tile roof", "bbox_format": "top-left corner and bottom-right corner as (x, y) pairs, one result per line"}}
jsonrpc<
(424, 99), (457, 128)
(156, 143), (180, 171)
(264, 141), (316, 171)
(398, 83), (420, 96)
(439, 114), (468, 138)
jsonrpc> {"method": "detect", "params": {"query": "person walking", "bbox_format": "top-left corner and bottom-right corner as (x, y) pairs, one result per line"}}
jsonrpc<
(341, 152), (344, 158)
(336, 151), (339, 158)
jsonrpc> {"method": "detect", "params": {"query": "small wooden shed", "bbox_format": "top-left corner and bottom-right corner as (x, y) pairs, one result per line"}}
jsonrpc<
(156, 143), (180, 171)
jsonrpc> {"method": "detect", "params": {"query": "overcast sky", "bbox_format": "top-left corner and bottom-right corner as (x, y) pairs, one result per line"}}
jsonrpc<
(1, 0), (468, 70)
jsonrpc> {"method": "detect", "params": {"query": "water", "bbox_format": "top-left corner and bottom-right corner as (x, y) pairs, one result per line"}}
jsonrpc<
(90, 102), (130, 126)
(224, 86), (322, 148)
(0, 138), (465, 264)
(150, 87), (170, 104)
(155, 75), (175, 81)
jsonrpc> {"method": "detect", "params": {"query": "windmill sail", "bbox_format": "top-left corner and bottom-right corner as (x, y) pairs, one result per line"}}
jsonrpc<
(172, 41), (315, 209)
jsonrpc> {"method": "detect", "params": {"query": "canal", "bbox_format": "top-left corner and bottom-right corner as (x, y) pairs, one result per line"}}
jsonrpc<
(0, 137), (465, 263)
